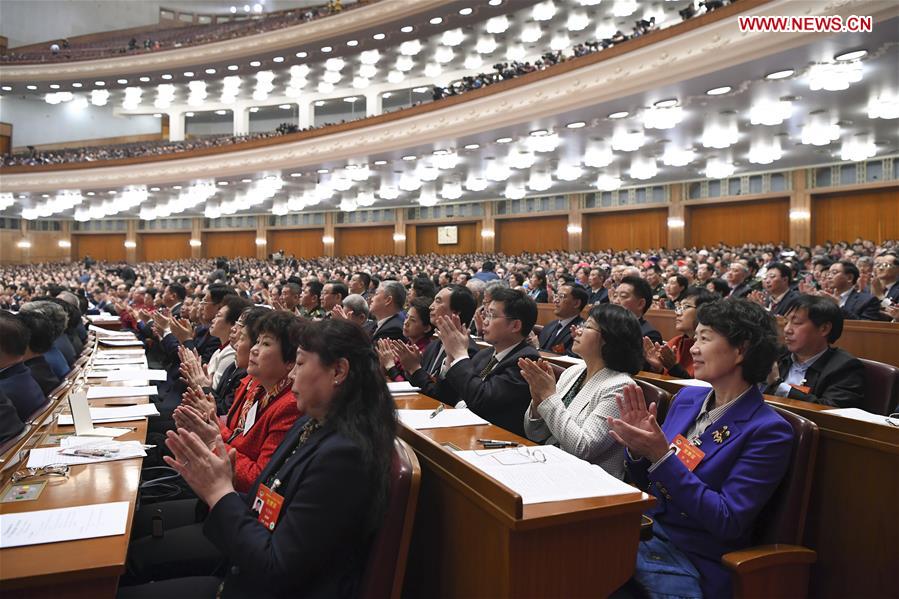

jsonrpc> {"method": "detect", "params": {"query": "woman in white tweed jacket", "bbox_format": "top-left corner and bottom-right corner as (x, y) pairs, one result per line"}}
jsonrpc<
(520, 304), (644, 478)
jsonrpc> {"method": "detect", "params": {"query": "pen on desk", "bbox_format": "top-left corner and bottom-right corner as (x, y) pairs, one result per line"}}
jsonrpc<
(429, 404), (445, 419)
(477, 439), (519, 447)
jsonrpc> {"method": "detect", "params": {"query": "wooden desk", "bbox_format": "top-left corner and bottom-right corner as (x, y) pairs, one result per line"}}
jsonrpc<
(0, 348), (151, 599)
(395, 393), (652, 598)
(634, 372), (899, 599)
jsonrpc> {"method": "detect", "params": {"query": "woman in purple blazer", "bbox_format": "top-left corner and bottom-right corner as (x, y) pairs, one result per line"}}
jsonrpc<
(609, 299), (793, 598)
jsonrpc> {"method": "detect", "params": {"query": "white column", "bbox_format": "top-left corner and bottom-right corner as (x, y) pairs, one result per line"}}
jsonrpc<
(233, 106), (250, 136)
(298, 100), (312, 130)
(365, 90), (382, 117)
(168, 111), (186, 141)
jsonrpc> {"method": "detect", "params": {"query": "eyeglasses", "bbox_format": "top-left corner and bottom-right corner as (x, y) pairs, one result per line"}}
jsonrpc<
(674, 303), (697, 315)
(482, 312), (511, 322)
(490, 446), (547, 466)
(886, 413), (899, 427)
(874, 263), (896, 270)
(11, 464), (70, 483)
(575, 323), (601, 334)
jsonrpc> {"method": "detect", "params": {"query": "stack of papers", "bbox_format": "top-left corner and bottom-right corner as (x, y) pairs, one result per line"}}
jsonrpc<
(398, 408), (489, 429)
(26, 440), (148, 468)
(0, 501), (130, 549)
(98, 338), (143, 347)
(89, 325), (135, 337)
(58, 403), (159, 425)
(87, 315), (121, 323)
(85, 369), (167, 382)
(456, 445), (639, 504)
(92, 356), (147, 365)
(827, 407), (899, 427)
(86, 386), (158, 400)
(387, 381), (420, 395)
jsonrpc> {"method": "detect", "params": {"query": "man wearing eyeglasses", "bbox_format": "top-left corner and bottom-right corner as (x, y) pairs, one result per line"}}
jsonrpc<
(538, 284), (587, 355)
(872, 252), (899, 308)
(434, 287), (540, 437)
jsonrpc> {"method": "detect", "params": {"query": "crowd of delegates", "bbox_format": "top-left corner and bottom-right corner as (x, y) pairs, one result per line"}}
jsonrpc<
(1, 123), (302, 168)
(1, 0), (352, 63)
(0, 236), (896, 597)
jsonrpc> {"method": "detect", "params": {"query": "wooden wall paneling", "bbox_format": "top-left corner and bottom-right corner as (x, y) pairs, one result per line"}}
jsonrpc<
(0, 230), (69, 264)
(686, 198), (789, 246)
(585, 209), (668, 251)
(73, 233), (126, 262)
(335, 226), (394, 256)
(268, 229), (324, 259)
(415, 223), (479, 255)
(497, 216), (567, 254)
(137, 232), (191, 262)
(812, 187), (899, 244)
(203, 231), (256, 258)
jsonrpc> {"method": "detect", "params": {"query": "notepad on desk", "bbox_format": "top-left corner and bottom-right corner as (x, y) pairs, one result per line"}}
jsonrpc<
(387, 381), (421, 395)
(98, 337), (143, 347)
(103, 369), (167, 382)
(456, 445), (639, 504)
(827, 407), (899, 427)
(659, 378), (712, 388)
(58, 403), (160, 426)
(26, 440), (148, 468)
(0, 501), (130, 549)
(398, 408), (489, 429)
(86, 386), (158, 400)
(88, 324), (135, 337)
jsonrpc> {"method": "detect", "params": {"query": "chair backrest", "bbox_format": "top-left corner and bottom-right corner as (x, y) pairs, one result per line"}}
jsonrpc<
(635, 379), (672, 425)
(753, 407), (818, 545)
(359, 437), (421, 599)
(858, 358), (898, 416)
(24, 398), (52, 424)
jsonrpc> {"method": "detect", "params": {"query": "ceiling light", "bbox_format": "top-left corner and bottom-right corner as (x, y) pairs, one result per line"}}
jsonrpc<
(612, 0), (637, 17)
(138, 76), (150, 82)
(413, 86), (429, 93)
(566, 11), (589, 31)
(94, 81), (105, 86)
(701, 116), (739, 149)
(215, 109), (227, 115)
(435, 46), (455, 64)
(317, 168), (329, 173)
(372, 33), (386, 40)
(808, 61), (862, 91)
(867, 92), (899, 120)
(661, 144), (695, 167)
(835, 49), (867, 61)
(495, 136), (513, 144)
(840, 133), (876, 161)
(395, 56), (415, 71)
(440, 177), (463, 200)
(506, 43), (526, 61)
(704, 157), (735, 179)
(667, 217), (685, 228)
(508, 147), (536, 169)
(116, 79), (127, 84)
(249, 61), (261, 67)
(346, 39), (359, 47)
(325, 57), (345, 71)
(464, 54), (484, 69)
(387, 70), (405, 83)
(72, 82), (83, 88)
(476, 34), (498, 54)
(465, 173), (488, 191)
(373, 160), (387, 165)
(549, 33), (570, 52)
(249, 106), (260, 112)
(611, 128), (645, 152)
(321, 45), (332, 52)
(485, 16), (509, 34)
(1, 85), (12, 91)
(566, 121), (586, 129)
(800, 113), (840, 146)
(272, 56), (284, 63)
(642, 105), (684, 130)
(464, 143), (480, 150)
(26, 85), (37, 90)
(527, 132), (560, 153)
(430, 16), (443, 25)
(441, 28), (464, 46)
(359, 64), (377, 78)
(503, 178), (526, 199)
(295, 51), (307, 58)
(532, 1), (556, 21)
(399, 171), (422, 191)
(403, 155), (417, 161)
(609, 111), (629, 119)
(706, 86), (731, 95)
(227, 65), (239, 71)
(488, 0), (502, 5)
(555, 161), (582, 181)
(204, 68), (216, 74)
(749, 98), (793, 125)
(152, 112), (162, 117)
(629, 156), (658, 180)
(424, 63), (443, 77)
(459, 7), (473, 15)
(765, 69), (794, 80)
(161, 73), (172, 80)
(653, 98), (678, 108)
(485, 158), (511, 181)
(317, 81), (335, 93)
(594, 21), (617, 39)
(520, 23), (542, 43)
(48, 83), (60, 89)
(583, 139), (613, 167)
(527, 169), (552, 191)
(360, 49), (380, 65)
(748, 135), (783, 164)
(400, 40), (422, 56)
(400, 25), (414, 33)
(183, 71), (195, 76)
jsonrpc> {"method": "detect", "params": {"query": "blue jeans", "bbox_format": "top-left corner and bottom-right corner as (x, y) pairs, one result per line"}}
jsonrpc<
(633, 522), (703, 599)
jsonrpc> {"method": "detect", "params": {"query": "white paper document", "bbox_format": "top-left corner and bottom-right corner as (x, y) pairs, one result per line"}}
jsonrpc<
(92, 357), (147, 365)
(103, 369), (167, 382)
(387, 381), (420, 394)
(26, 440), (147, 468)
(86, 386), (158, 400)
(456, 445), (639, 504)
(661, 378), (712, 388)
(89, 325), (135, 337)
(64, 427), (134, 438)
(827, 407), (898, 427)
(398, 408), (489, 430)
(87, 315), (121, 323)
(0, 501), (130, 549)
(98, 338), (143, 347)
(97, 348), (146, 356)
(58, 403), (160, 425)
(544, 354), (585, 366)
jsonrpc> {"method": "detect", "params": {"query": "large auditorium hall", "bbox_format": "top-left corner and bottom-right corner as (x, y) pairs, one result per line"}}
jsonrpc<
(0, 0), (897, 597)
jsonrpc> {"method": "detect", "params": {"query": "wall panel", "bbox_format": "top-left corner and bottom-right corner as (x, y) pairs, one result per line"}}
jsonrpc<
(812, 187), (899, 244)
(687, 198), (789, 246)
(0, 230), (70, 264)
(73, 233), (126, 262)
(268, 229), (324, 259)
(335, 226), (394, 256)
(203, 231), (256, 258)
(415, 223), (479, 255)
(497, 216), (567, 254)
(138, 232), (191, 262)
(585, 209), (668, 251)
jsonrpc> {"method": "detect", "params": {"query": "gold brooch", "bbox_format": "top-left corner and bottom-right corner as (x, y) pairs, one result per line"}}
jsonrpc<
(712, 426), (730, 444)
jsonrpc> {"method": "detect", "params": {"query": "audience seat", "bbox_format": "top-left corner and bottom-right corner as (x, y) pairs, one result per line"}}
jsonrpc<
(722, 406), (818, 599)
(359, 437), (421, 599)
(858, 358), (898, 415)
(635, 379), (671, 425)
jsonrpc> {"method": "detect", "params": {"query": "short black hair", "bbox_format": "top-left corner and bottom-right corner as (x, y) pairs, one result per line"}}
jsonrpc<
(411, 276), (437, 300)
(767, 262), (792, 281)
(491, 287), (538, 337)
(562, 283), (589, 312)
(670, 274), (689, 290)
(837, 260), (859, 284)
(167, 283), (187, 301)
(407, 297), (434, 334)
(683, 286), (720, 307)
(509, 272), (525, 286)
(707, 278), (730, 297)
(619, 275), (653, 315)
(305, 280), (324, 298)
(0, 312), (30, 357)
(242, 306), (272, 344)
(18, 310), (55, 354)
(696, 299), (779, 384)
(588, 304), (643, 375)
(207, 283), (236, 304)
(222, 295), (252, 325)
(786, 294), (844, 344)
(283, 282), (302, 296)
(353, 271), (372, 288)
(482, 260), (496, 272)
(255, 310), (306, 363)
(446, 284), (477, 325)
(324, 281), (348, 299)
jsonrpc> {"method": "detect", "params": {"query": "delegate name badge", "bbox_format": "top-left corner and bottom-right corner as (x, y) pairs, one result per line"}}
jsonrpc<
(253, 483), (284, 531)
(671, 434), (706, 471)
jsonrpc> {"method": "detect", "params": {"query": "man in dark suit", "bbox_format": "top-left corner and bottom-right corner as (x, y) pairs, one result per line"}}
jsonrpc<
(368, 280), (407, 344)
(824, 261), (883, 320)
(725, 262), (754, 299)
(436, 287), (539, 436)
(404, 285), (478, 406)
(763, 295), (864, 408)
(0, 312), (47, 422)
(538, 283), (587, 355)
(615, 275), (663, 344)
(17, 310), (62, 395)
(873, 251), (899, 307)
(0, 389), (25, 445)
(755, 262), (800, 316)
(587, 267), (609, 305)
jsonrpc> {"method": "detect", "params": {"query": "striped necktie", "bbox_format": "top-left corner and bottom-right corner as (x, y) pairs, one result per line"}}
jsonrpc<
(478, 353), (499, 379)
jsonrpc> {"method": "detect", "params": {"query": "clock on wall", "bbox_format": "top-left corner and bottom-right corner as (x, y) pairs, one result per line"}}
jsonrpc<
(437, 225), (458, 245)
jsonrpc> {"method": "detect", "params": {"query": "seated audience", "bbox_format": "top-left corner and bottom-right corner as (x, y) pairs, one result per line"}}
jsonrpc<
(120, 319), (396, 598)
(725, 262), (754, 299)
(614, 275), (663, 344)
(369, 280), (407, 343)
(298, 280), (326, 319)
(871, 251), (899, 306)
(18, 300), (72, 377)
(436, 287), (539, 436)
(537, 283), (588, 355)
(378, 297), (434, 382)
(527, 271), (549, 303)
(609, 299), (793, 598)
(643, 287), (719, 378)
(0, 389), (25, 444)
(587, 267), (610, 304)
(320, 280), (348, 314)
(750, 262), (799, 316)
(522, 304), (643, 477)
(763, 295), (865, 408)
(17, 310), (63, 395)
(660, 274), (688, 309)
(819, 260), (884, 320)
(0, 312), (46, 421)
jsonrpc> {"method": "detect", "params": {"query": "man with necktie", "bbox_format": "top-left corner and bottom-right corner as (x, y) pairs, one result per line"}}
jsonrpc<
(537, 283), (587, 355)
